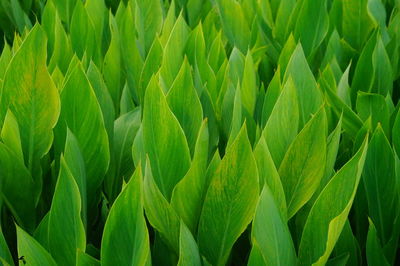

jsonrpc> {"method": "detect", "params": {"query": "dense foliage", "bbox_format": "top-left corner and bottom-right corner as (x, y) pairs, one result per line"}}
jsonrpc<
(0, 0), (400, 265)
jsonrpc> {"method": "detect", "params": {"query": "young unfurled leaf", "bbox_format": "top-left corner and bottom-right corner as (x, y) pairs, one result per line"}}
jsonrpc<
(298, 138), (368, 265)
(143, 75), (191, 200)
(101, 167), (151, 265)
(198, 124), (259, 265)
(279, 107), (327, 219)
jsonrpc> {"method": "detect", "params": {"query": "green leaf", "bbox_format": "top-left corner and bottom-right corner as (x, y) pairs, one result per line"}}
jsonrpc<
(253, 137), (287, 219)
(356, 92), (390, 136)
(0, 224), (13, 265)
(362, 126), (398, 244)
(105, 108), (141, 202)
(86, 61), (115, 141)
(279, 107), (327, 219)
(240, 51), (257, 117)
(293, 0), (329, 57)
(69, 0), (95, 59)
(76, 250), (100, 266)
(298, 138), (368, 265)
(177, 222), (202, 266)
(16, 225), (57, 266)
(263, 77), (299, 168)
(167, 58), (203, 154)
(250, 186), (297, 266)
(1, 109), (23, 161)
(135, 0), (163, 55)
(371, 35), (393, 96)
(101, 167), (151, 266)
(274, 0), (296, 44)
(171, 120), (209, 233)
(1, 24), (60, 173)
(64, 129), (87, 228)
(103, 13), (122, 113)
(160, 13), (190, 91)
(143, 159), (181, 253)
(139, 38), (163, 105)
(215, 0), (250, 53)
(143, 75), (191, 200)
(119, 4), (143, 104)
(198, 124), (259, 266)
(55, 62), (110, 207)
(52, 0), (77, 26)
(342, 0), (374, 50)
(283, 44), (323, 127)
(48, 157), (86, 266)
(366, 218), (390, 266)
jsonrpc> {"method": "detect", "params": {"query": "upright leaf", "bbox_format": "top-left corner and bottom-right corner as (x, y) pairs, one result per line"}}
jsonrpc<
(294, 0), (329, 57)
(198, 125), (259, 265)
(1, 24), (60, 173)
(177, 222), (202, 266)
(55, 63), (110, 207)
(167, 58), (203, 154)
(143, 159), (181, 253)
(250, 186), (297, 266)
(298, 138), (368, 265)
(101, 167), (151, 266)
(363, 126), (398, 244)
(135, 0), (163, 55)
(279, 107), (327, 219)
(48, 157), (86, 266)
(283, 44), (323, 127)
(16, 226), (57, 266)
(263, 77), (299, 168)
(143, 75), (191, 200)
(171, 121), (209, 233)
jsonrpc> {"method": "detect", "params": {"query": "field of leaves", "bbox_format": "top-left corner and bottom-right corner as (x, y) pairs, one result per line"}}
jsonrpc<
(0, 0), (399, 265)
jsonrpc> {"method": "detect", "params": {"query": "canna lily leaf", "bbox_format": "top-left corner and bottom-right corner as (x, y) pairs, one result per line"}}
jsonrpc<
(143, 158), (181, 253)
(279, 107), (327, 219)
(16, 225), (57, 266)
(166, 58), (203, 154)
(101, 166), (151, 266)
(0, 24), (60, 174)
(135, 0), (163, 56)
(362, 126), (398, 244)
(293, 0), (329, 57)
(249, 185), (297, 266)
(298, 137), (368, 265)
(143, 75), (191, 200)
(171, 120), (209, 233)
(198, 124), (259, 266)
(283, 44), (323, 127)
(263, 77), (299, 168)
(177, 222), (202, 266)
(48, 156), (86, 266)
(55, 61), (110, 209)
